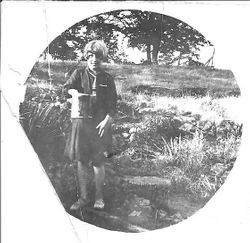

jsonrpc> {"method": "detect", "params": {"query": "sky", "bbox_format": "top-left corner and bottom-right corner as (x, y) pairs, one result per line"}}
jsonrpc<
(117, 33), (215, 66)
(124, 44), (215, 65)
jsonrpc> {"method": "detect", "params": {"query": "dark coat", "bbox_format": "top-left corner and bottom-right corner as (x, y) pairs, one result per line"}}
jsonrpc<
(63, 67), (117, 122)
(63, 67), (117, 161)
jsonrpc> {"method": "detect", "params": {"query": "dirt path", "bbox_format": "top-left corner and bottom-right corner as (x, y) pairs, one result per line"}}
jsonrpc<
(67, 175), (207, 232)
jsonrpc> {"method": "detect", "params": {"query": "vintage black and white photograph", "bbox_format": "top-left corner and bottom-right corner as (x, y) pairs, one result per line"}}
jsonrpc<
(18, 9), (244, 232)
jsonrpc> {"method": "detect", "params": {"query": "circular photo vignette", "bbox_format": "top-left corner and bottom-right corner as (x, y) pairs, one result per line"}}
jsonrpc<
(19, 9), (243, 233)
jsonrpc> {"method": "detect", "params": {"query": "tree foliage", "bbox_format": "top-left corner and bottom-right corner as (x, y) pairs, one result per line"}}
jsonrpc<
(44, 10), (212, 64)
(98, 10), (212, 64)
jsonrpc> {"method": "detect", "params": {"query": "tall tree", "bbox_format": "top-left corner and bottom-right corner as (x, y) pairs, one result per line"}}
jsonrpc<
(43, 10), (211, 64)
(109, 10), (211, 64)
(85, 10), (211, 64)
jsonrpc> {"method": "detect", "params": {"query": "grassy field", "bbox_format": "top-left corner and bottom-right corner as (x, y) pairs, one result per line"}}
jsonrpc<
(20, 60), (242, 231)
(28, 60), (240, 96)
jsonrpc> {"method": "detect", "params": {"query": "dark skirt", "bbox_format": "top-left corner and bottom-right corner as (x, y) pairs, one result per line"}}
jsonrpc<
(64, 118), (112, 166)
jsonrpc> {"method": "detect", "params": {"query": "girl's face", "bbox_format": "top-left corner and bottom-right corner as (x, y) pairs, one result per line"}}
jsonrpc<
(86, 52), (103, 73)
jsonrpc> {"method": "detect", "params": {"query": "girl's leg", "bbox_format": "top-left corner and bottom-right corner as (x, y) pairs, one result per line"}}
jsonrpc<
(77, 161), (90, 201)
(70, 161), (90, 211)
(93, 164), (105, 208)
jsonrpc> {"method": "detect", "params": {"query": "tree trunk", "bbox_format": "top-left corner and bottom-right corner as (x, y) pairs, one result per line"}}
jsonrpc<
(152, 42), (160, 64)
(178, 52), (182, 66)
(152, 49), (159, 64)
(151, 32), (161, 64)
(146, 44), (151, 64)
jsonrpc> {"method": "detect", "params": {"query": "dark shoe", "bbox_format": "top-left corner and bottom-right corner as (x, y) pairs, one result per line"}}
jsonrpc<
(70, 198), (89, 211)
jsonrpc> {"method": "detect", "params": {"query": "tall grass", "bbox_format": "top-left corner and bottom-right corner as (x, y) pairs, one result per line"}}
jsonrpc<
(152, 131), (240, 197)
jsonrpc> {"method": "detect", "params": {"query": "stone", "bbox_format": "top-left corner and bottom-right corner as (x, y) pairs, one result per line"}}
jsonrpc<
(128, 210), (142, 217)
(127, 195), (154, 225)
(122, 132), (130, 138)
(200, 120), (213, 131)
(179, 123), (195, 133)
(157, 209), (168, 219)
(128, 133), (136, 143)
(129, 127), (137, 134)
(179, 115), (196, 124)
(171, 117), (183, 128)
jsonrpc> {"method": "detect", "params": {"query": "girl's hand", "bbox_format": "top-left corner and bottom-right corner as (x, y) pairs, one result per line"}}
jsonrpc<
(68, 89), (78, 96)
(68, 89), (88, 97)
(96, 114), (113, 137)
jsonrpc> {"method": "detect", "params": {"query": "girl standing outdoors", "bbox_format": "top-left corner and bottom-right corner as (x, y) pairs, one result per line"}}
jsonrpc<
(63, 40), (117, 211)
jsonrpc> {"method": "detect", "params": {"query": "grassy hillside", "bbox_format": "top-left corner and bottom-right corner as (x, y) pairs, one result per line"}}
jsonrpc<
(27, 60), (240, 97)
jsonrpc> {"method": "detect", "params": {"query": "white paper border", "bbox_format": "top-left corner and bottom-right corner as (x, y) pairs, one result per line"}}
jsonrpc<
(1, 1), (250, 243)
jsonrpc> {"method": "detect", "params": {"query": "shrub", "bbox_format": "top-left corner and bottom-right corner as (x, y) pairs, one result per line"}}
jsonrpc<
(151, 130), (240, 197)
